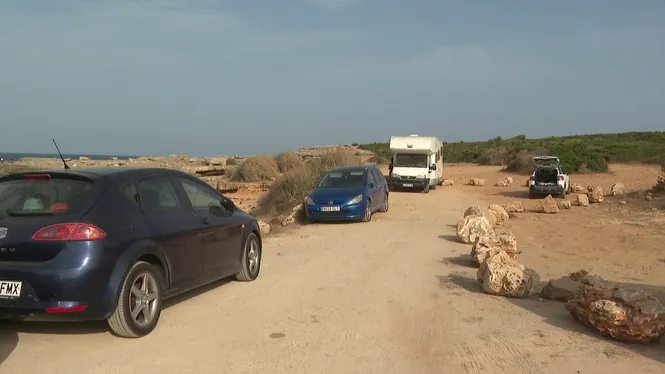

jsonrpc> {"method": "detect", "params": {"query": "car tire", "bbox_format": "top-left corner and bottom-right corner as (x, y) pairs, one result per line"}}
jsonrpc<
(379, 193), (389, 212)
(107, 261), (164, 338)
(235, 232), (261, 282)
(431, 183), (437, 190)
(423, 183), (430, 193)
(362, 200), (372, 222)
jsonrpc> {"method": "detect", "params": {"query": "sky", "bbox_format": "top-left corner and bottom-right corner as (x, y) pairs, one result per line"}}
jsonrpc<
(1, 0), (664, 157)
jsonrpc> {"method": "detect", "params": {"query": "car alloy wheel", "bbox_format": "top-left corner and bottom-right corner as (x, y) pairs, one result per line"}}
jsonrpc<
(235, 233), (261, 281)
(129, 272), (160, 328)
(363, 201), (372, 222)
(107, 261), (164, 338)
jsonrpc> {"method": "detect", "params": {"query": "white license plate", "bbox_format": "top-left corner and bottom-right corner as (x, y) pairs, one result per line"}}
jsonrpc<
(403, 183), (413, 187)
(0, 281), (22, 298)
(320, 206), (340, 212)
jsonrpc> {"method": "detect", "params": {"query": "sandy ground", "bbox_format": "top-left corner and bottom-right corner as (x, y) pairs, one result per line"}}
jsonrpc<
(1, 164), (664, 373)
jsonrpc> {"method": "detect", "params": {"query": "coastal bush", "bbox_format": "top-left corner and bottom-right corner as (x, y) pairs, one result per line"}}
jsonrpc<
(275, 151), (305, 173)
(232, 156), (280, 182)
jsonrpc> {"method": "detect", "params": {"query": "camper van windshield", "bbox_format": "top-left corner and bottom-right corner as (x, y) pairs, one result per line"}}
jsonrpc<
(393, 154), (428, 168)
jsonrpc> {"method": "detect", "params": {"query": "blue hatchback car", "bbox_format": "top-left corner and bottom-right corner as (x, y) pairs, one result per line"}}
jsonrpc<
(305, 165), (389, 222)
(0, 167), (263, 338)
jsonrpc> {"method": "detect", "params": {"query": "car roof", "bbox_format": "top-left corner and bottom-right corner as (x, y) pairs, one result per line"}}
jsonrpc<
(17, 167), (188, 180)
(329, 165), (371, 173)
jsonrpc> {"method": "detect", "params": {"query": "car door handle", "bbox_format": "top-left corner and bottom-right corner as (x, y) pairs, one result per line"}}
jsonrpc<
(201, 217), (209, 225)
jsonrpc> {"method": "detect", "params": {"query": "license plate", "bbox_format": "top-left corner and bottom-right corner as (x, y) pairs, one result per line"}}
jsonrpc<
(0, 281), (22, 299)
(320, 206), (340, 212)
(403, 183), (413, 187)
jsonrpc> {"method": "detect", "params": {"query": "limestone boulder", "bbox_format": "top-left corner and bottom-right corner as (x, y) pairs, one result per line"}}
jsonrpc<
(542, 270), (589, 302)
(610, 182), (626, 196)
(477, 251), (540, 298)
(442, 178), (454, 186)
(557, 200), (572, 210)
(587, 186), (604, 203)
(464, 206), (482, 218)
(576, 194), (589, 207)
(565, 275), (665, 343)
(456, 215), (495, 244)
(536, 194), (559, 214)
(494, 177), (513, 187)
(470, 235), (502, 266)
(571, 183), (585, 193)
(504, 201), (525, 213)
(487, 204), (509, 223)
(469, 178), (486, 187)
(258, 220), (271, 236)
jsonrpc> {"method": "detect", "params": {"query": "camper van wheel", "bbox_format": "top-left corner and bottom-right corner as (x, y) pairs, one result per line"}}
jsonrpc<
(430, 183), (437, 190)
(423, 184), (430, 193)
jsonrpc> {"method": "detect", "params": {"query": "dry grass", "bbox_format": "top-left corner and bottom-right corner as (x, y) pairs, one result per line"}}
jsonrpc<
(504, 150), (534, 175)
(275, 151), (305, 173)
(368, 155), (389, 165)
(232, 156), (280, 182)
(252, 147), (360, 219)
(226, 158), (238, 166)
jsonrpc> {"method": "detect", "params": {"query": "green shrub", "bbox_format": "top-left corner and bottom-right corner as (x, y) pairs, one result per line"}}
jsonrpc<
(232, 156), (280, 182)
(477, 147), (508, 166)
(275, 151), (305, 172)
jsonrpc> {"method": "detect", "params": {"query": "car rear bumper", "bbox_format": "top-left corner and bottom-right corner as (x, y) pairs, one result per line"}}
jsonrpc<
(0, 243), (117, 322)
(305, 201), (366, 221)
(530, 185), (564, 196)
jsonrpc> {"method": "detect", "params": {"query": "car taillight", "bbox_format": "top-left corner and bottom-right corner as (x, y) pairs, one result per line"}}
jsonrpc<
(33, 223), (107, 241)
(557, 176), (564, 181)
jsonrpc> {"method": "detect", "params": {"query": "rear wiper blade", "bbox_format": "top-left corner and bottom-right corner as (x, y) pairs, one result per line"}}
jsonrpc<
(6, 209), (56, 217)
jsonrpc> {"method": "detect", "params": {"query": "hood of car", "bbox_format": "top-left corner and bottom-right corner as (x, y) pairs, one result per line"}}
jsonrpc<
(310, 186), (365, 204)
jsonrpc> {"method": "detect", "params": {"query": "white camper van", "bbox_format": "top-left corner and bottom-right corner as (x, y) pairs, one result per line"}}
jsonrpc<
(389, 135), (444, 193)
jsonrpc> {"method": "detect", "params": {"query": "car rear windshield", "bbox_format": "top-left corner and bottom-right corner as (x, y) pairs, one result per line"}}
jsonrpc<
(0, 176), (97, 217)
(317, 170), (366, 188)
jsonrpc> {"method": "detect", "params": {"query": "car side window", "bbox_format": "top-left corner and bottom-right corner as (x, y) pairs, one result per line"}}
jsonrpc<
(367, 171), (376, 186)
(179, 178), (223, 211)
(371, 169), (383, 185)
(137, 177), (182, 211)
(121, 182), (140, 206)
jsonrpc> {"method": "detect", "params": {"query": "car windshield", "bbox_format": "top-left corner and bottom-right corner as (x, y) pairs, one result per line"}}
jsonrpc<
(317, 170), (366, 188)
(0, 177), (97, 217)
(393, 154), (428, 168)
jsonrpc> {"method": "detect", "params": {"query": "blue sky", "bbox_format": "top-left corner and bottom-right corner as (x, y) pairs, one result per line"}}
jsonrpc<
(1, 0), (664, 156)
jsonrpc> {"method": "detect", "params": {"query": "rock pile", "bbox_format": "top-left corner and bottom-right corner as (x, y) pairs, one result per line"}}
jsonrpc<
(476, 251), (540, 298)
(536, 195), (559, 214)
(587, 186), (604, 203)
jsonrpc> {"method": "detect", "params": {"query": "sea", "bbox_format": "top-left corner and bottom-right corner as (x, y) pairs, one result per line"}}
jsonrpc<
(0, 152), (142, 161)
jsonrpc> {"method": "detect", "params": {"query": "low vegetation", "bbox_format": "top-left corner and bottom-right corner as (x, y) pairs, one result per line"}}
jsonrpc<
(252, 147), (360, 218)
(225, 157), (238, 166)
(275, 151), (305, 173)
(232, 156), (280, 182)
(358, 132), (665, 174)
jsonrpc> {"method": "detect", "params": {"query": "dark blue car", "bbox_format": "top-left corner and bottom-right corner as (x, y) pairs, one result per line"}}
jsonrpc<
(305, 165), (389, 222)
(0, 167), (263, 338)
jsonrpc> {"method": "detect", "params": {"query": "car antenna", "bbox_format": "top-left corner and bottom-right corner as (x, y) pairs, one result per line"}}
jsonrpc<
(52, 139), (70, 170)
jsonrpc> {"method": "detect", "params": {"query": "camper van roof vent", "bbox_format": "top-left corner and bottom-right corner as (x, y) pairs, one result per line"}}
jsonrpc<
(409, 134), (418, 137)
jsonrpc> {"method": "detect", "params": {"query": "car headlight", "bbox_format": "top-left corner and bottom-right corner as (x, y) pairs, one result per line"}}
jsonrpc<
(418, 174), (427, 179)
(392, 173), (400, 179)
(305, 196), (314, 205)
(347, 194), (363, 205)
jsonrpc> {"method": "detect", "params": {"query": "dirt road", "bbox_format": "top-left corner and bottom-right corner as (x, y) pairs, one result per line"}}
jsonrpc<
(1, 186), (664, 373)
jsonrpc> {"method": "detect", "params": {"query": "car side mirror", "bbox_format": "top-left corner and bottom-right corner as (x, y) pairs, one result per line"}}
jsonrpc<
(368, 182), (375, 188)
(220, 197), (235, 213)
(430, 164), (437, 171)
